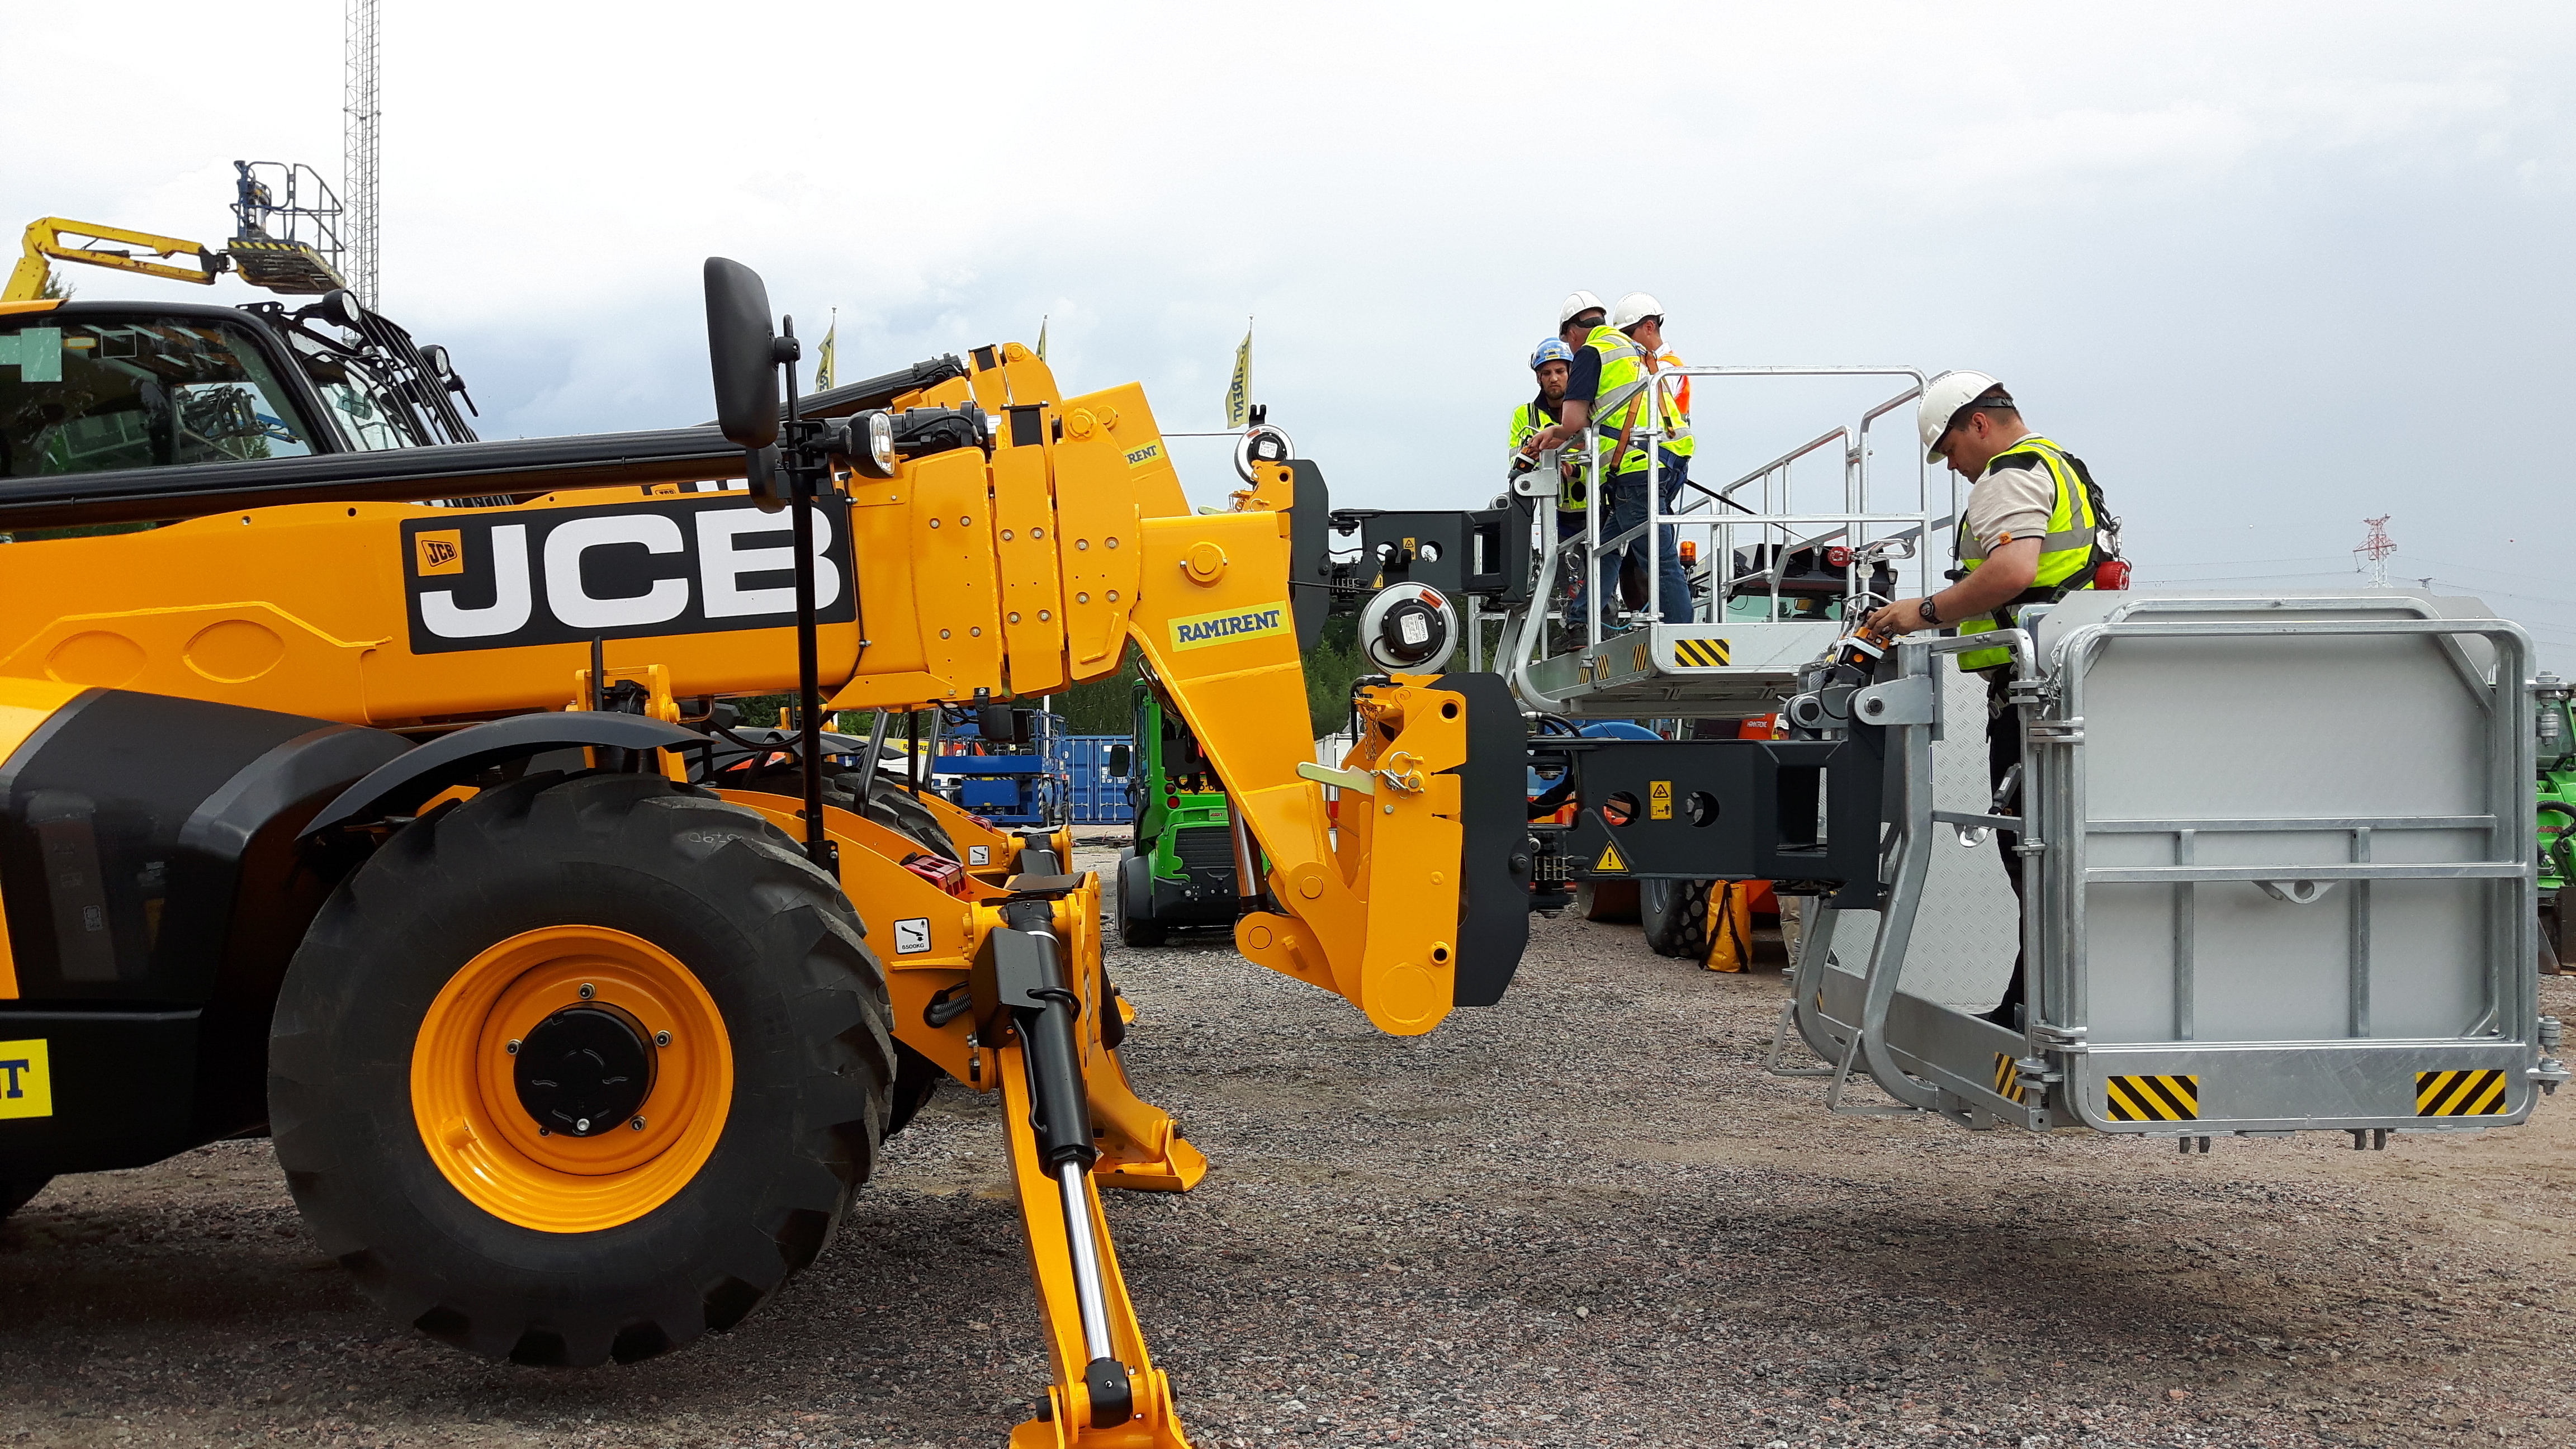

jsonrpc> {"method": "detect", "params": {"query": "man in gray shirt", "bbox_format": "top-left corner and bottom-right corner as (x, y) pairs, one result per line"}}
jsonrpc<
(1866, 373), (2113, 1027)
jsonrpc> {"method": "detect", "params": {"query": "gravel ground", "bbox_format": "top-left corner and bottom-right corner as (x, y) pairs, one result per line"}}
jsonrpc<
(4, 839), (2574, 1448)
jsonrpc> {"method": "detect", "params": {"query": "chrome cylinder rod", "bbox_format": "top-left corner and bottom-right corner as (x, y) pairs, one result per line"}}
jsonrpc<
(1055, 1160), (1116, 1363)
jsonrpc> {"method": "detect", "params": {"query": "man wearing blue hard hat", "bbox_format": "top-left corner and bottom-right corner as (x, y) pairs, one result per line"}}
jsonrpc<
(1510, 334), (1606, 619)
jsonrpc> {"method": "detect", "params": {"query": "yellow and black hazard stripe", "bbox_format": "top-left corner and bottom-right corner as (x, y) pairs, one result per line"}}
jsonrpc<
(2105, 1073), (2198, 1122)
(1992, 1054), (2028, 1105)
(2416, 1069), (2509, 1117)
(1671, 637), (1732, 669)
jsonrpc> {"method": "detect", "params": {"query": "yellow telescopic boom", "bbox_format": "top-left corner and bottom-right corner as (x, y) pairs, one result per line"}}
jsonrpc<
(4, 217), (224, 303)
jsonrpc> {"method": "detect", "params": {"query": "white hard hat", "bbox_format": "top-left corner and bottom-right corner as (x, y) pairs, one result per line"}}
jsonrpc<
(1557, 290), (1606, 327)
(1917, 370), (2005, 462)
(1612, 291), (1664, 330)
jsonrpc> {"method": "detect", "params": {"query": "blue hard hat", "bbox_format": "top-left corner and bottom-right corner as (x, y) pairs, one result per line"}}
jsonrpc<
(1530, 338), (1575, 371)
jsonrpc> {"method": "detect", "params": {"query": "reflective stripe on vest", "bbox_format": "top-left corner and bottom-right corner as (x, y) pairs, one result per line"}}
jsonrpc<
(1653, 349), (1693, 458)
(1509, 400), (1550, 451)
(1955, 435), (2100, 672)
(1584, 325), (1651, 478)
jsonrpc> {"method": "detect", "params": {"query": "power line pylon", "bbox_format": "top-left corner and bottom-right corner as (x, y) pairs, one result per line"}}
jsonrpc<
(343, 0), (381, 308)
(2356, 514), (2395, 589)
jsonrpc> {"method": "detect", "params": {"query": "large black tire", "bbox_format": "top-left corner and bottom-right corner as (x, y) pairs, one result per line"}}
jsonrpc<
(832, 772), (959, 862)
(1116, 851), (1167, 948)
(269, 770), (894, 1367)
(1575, 879), (1640, 924)
(0, 1176), (50, 1219)
(1641, 879), (1713, 959)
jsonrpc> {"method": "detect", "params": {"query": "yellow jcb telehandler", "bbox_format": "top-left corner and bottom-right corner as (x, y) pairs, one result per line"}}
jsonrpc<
(0, 255), (1528, 1446)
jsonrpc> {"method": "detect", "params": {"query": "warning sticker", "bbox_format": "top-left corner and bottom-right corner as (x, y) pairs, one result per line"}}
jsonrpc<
(1992, 1053), (2028, 1105)
(1673, 637), (1732, 668)
(892, 917), (932, 955)
(2417, 1069), (2509, 1116)
(1594, 841), (1627, 873)
(2105, 1073), (2199, 1121)
(1649, 781), (1672, 820)
(968, 845), (991, 866)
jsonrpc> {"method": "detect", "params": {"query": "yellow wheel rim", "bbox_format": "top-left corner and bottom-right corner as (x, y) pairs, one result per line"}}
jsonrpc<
(410, 926), (733, 1233)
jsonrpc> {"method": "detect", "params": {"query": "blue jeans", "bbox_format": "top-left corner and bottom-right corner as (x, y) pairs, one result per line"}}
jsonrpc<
(1608, 461), (1693, 625)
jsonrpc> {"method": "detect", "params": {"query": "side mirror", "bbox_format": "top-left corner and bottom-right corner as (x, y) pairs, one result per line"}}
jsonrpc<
(703, 257), (780, 451)
(1106, 744), (1131, 778)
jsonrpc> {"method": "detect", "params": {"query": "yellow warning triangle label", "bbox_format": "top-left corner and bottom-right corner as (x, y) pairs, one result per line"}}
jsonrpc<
(1595, 841), (1627, 873)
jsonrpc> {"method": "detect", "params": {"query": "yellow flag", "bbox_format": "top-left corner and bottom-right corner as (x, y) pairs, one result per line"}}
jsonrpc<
(1223, 322), (1253, 429)
(815, 315), (836, 390)
(1035, 316), (1048, 362)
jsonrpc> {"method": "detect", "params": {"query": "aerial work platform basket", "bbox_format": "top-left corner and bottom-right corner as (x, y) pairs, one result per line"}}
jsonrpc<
(1497, 367), (1940, 721)
(1780, 589), (2563, 1140)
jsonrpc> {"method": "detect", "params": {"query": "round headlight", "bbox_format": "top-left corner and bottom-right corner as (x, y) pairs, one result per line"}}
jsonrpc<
(1356, 584), (1459, 675)
(867, 411), (894, 471)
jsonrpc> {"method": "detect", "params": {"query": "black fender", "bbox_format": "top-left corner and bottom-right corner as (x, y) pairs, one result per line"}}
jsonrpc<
(0, 689), (414, 1170)
(301, 711), (704, 843)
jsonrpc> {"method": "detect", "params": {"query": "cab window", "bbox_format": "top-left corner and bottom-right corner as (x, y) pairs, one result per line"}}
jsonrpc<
(294, 347), (420, 451)
(0, 316), (320, 477)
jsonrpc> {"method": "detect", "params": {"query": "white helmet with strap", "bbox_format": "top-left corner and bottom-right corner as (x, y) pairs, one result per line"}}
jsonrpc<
(1917, 370), (2004, 462)
(1611, 291), (1664, 330)
(1557, 290), (1606, 327)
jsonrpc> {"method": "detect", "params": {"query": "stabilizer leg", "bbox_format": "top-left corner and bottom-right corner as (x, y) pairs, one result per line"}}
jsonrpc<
(997, 1038), (1192, 1448)
(1087, 1044), (1209, 1194)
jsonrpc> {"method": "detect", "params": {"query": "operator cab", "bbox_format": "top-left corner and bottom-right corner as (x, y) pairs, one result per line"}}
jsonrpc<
(0, 292), (477, 491)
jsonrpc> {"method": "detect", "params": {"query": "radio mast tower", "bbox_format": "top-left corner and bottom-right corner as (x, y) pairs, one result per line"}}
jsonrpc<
(2356, 514), (2395, 589)
(343, 0), (381, 307)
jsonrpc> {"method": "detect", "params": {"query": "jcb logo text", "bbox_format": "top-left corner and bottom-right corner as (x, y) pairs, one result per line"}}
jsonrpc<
(401, 496), (856, 654)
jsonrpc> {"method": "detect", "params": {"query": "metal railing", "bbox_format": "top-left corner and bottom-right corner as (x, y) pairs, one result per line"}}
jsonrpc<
(1503, 366), (1946, 703)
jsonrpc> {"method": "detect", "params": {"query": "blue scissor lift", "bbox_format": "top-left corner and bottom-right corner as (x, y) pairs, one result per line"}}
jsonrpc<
(935, 706), (1064, 828)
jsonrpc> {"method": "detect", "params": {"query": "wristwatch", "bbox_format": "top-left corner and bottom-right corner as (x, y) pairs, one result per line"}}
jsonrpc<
(1918, 597), (1942, 626)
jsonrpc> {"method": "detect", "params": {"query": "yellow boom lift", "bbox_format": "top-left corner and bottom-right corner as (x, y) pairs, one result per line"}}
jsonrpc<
(0, 255), (1524, 1447)
(7, 164), (349, 305)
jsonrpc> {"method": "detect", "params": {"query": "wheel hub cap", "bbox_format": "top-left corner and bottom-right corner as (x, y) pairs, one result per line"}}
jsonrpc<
(513, 1003), (657, 1137)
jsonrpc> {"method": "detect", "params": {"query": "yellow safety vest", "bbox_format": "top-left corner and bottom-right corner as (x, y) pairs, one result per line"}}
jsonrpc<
(1581, 325), (1652, 482)
(1509, 397), (1585, 510)
(1955, 435), (2104, 672)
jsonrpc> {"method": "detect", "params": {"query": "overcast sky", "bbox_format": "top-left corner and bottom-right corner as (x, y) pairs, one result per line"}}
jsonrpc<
(10, 2), (2573, 665)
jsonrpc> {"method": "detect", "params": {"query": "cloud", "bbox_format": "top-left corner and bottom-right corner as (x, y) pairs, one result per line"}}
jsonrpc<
(6, 1), (2573, 661)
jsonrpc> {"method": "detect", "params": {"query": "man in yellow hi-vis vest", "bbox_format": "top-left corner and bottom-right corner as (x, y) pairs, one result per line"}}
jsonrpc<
(1510, 337), (1598, 621)
(1528, 292), (1625, 622)
(1612, 292), (1694, 623)
(1532, 292), (1691, 624)
(1865, 372), (2116, 1027)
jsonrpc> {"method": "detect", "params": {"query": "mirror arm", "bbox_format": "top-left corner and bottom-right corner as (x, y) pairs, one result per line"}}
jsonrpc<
(778, 315), (837, 880)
